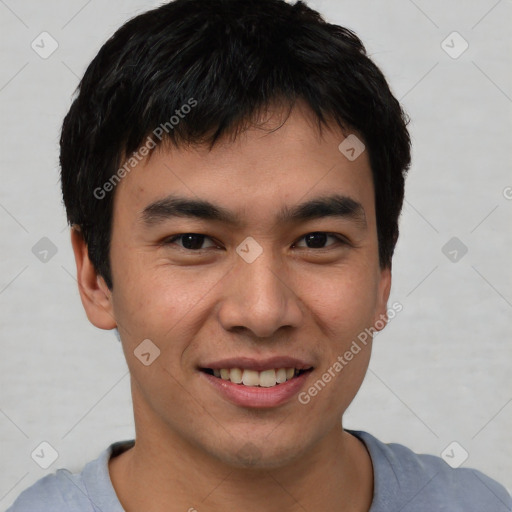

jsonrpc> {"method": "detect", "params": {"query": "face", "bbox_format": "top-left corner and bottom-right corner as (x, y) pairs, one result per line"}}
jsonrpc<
(79, 102), (390, 469)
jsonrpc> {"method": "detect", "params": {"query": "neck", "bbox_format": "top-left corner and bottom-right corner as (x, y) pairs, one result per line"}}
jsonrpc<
(109, 395), (373, 512)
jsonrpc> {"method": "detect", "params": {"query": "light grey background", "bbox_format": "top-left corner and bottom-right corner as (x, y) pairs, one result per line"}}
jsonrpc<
(1, 0), (511, 508)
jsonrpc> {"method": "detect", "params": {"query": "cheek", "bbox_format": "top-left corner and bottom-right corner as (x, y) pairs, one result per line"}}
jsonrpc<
(303, 267), (380, 340)
(113, 254), (192, 320)
(303, 268), (379, 413)
(297, 341), (371, 428)
(111, 261), (222, 365)
(112, 270), (200, 405)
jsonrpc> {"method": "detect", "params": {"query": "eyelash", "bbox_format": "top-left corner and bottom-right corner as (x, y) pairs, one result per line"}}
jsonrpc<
(162, 232), (349, 251)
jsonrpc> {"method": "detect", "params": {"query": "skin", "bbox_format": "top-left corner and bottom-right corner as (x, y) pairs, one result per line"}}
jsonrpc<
(71, 101), (391, 512)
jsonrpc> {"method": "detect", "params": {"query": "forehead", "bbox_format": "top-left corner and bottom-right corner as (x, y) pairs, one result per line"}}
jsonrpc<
(112, 103), (375, 227)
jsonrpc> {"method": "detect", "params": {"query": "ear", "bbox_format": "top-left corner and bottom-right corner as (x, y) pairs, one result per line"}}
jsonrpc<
(373, 266), (392, 332)
(70, 226), (117, 330)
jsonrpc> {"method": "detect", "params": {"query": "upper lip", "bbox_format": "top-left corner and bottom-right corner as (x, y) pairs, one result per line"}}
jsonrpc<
(200, 356), (314, 372)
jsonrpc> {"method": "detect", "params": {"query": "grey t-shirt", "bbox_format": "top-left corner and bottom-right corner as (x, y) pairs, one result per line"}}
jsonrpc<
(6, 430), (511, 511)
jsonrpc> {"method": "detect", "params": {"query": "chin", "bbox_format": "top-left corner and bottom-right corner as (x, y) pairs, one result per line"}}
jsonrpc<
(210, 435), (310, 470)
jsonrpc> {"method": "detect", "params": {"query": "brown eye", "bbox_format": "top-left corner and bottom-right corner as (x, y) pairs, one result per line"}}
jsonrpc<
(164, 233), (217, 250)
(294, 232), (345, 249)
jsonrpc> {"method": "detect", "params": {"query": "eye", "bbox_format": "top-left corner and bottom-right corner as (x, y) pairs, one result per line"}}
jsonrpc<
(293, 232), (347, 249)
(162, 232), (347, 252)
(163, 233), (219, 250)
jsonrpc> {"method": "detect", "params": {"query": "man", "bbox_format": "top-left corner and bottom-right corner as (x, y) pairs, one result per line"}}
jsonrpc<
(8, 0), (511, 510)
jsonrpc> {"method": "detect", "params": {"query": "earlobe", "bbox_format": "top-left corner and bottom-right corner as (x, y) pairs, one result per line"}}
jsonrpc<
(70, 226), (117, 330)
(374, 266), (392, 331)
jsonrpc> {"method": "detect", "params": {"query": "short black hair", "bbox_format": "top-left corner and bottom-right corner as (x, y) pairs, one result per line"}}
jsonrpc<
(60, 0), (411, 290)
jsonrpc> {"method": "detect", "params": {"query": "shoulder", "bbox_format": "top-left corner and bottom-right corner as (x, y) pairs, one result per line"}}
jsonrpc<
(349, 430), (512, 512)
(5, 469), (94, 512)
(5, 440), (135, 512)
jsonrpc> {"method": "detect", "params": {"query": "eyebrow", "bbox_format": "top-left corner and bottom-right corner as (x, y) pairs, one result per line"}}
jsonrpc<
(140, 193), (367, 229)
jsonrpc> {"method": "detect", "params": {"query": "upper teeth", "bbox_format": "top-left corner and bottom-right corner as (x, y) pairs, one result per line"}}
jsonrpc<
(212, 368), (297, 387)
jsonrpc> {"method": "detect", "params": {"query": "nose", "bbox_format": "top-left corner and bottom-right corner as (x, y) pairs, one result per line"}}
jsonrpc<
(217, 250), (304, 339)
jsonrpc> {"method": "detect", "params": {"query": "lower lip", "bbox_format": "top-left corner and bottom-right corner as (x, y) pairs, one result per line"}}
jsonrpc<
(200, 371), (312, 408)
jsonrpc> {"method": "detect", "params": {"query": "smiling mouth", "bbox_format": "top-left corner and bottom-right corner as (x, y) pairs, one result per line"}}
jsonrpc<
(200, 367), (313, 388)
